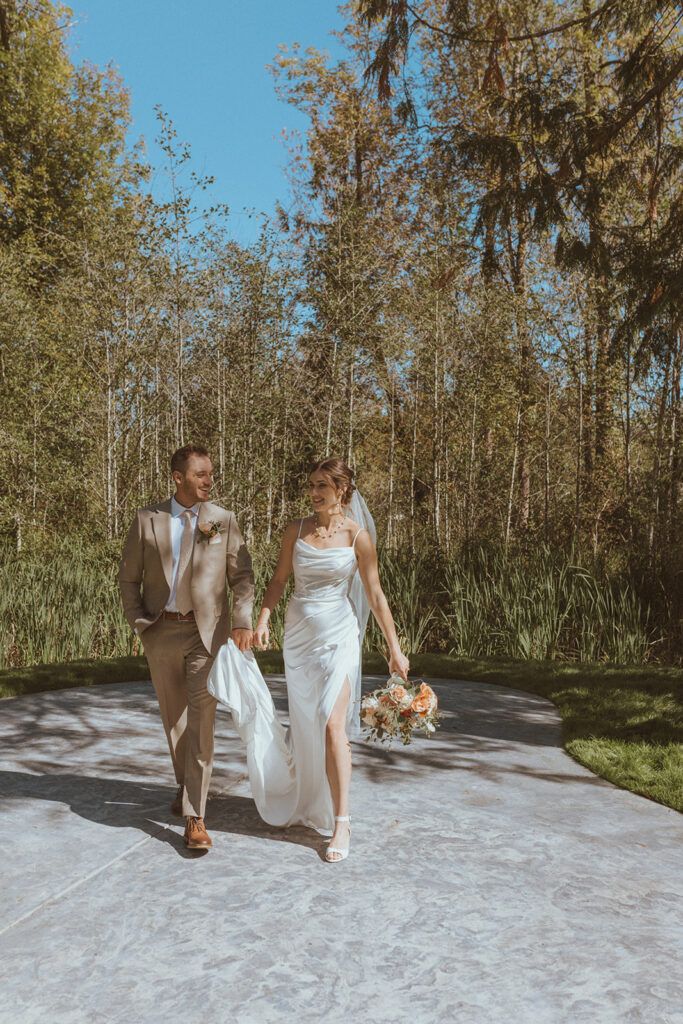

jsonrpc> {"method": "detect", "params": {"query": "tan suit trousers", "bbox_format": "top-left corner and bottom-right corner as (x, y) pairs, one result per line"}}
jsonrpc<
(141, 617), (217, 818)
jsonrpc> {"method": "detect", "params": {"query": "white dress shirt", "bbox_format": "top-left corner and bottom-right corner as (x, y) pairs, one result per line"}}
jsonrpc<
(164, 497), (200, 611)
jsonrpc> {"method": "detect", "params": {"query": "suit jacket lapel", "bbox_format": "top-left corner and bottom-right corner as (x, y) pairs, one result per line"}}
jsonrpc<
(151, 499), (174, 591)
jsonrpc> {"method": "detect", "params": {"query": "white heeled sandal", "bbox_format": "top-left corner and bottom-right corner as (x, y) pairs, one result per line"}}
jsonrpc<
(326, 816), (351, 862)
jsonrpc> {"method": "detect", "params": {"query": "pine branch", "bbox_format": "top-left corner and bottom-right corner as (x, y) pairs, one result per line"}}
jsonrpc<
(403, 0), (620, 46)
(569, 50), (683, 168)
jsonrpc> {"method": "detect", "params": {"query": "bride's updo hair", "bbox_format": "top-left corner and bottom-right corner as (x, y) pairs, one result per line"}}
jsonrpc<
(309, 457), (356, 506)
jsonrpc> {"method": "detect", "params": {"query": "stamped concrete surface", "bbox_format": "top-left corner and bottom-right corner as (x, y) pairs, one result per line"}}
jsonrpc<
(0, 675), (681, 1024)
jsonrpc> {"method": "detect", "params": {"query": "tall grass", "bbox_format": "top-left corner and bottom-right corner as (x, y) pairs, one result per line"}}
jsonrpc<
(251, 540), (291, 650)
(441, 547), (656, 663)
(0, 536), (667, 670)
(0, 536), (293, 670)
(365, 547), (439, 655)
(0, 538), (134, 669)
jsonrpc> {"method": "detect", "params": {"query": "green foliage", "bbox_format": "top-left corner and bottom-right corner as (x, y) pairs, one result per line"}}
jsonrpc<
(251, 539), (292, 649)
(1, 536), (667, 670)
(0, 655), (150, 699)
(0, 534), (296, 669)
(0, 648), (285, 699)
(0, 0), (680, 680)
(0, 537), (134, 668)
(441, 547), (656, 663)
(365, 545), (440, 655)
(0, 1), (130, 250)
(405, 653), (683, 812)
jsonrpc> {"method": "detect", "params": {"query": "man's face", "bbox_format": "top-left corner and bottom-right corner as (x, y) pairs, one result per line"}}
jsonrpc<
(173, 455), (213, 505)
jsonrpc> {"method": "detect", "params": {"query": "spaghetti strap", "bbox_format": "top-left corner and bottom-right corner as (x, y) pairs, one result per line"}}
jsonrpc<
(297, 517), (304, 539)
(352, 527), (363, 549)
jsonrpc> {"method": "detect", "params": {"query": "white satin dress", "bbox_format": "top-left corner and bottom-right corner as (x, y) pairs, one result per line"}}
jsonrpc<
(207, 519), (366, 836)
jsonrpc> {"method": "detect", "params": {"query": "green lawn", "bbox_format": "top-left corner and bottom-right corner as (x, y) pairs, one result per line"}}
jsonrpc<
(2, 652), (680, 814)
(405, 654), (683, 815)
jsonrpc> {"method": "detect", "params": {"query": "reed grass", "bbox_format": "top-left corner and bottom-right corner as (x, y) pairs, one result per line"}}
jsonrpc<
(0, 538), (135, 669)
(365, 548), (439, 656)
(0, 536), (670, 670)
(440, 547), (656, 663)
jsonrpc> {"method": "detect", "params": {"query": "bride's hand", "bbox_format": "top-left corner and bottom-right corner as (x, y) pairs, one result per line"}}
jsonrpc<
(252, 622), (269, 649)
(388, 649), (410, 681)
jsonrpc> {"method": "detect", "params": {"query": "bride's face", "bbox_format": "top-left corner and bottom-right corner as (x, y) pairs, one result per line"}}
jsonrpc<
(308, 471), (343, 514)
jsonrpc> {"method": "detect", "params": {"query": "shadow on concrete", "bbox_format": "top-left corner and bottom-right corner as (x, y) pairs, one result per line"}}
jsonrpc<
(0, 676), (608, 865)
(351, 734), (609, 788)
(0, 769), (328, 859)
(2, 677), (563, 760)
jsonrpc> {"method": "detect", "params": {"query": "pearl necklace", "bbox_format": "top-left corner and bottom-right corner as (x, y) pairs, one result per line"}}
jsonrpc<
(314, 511), (346, 540)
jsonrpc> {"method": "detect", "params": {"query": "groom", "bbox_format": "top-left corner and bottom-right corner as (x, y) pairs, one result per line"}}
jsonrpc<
(118, 444), (254, 850)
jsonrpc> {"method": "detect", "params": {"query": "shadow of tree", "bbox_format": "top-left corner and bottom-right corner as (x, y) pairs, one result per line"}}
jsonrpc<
(0, 770), (328, 859)
(351, 736), (611, 787)
(0, 674), (611, 864)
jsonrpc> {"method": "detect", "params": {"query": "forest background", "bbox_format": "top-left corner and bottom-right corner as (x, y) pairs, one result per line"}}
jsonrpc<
(1, 0), (681, 670)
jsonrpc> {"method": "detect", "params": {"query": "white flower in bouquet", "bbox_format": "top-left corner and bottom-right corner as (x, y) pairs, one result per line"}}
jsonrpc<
(361, 695), (380, 728)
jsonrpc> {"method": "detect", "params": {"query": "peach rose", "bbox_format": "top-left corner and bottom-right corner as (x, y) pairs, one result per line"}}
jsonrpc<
(412, 683), (437, 717)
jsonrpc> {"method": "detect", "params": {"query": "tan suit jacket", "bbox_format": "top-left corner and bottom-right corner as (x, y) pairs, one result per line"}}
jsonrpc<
(118, 499), (254, 655)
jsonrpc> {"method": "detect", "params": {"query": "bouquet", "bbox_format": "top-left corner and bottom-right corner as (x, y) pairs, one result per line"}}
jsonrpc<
(359, 675), (440, 746)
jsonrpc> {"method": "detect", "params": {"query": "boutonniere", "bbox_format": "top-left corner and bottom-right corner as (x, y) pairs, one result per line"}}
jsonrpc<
(197, 520), (223, 540)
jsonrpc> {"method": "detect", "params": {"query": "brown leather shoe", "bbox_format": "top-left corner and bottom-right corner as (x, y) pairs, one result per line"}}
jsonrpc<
(171, 784), (184, 817)
(184, 816), (212, 849)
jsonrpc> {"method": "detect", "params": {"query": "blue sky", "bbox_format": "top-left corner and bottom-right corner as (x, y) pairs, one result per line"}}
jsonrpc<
(68, 1), (348, 244)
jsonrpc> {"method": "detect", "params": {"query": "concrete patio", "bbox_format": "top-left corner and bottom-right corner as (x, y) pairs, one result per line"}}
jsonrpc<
(1, 675), (681, 1024)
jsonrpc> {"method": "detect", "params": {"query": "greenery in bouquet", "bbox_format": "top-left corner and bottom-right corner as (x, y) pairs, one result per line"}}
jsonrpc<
(359, 675), (441, 746)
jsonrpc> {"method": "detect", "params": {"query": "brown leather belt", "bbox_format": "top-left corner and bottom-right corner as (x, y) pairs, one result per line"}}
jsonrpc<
(162, 610), (195, 621)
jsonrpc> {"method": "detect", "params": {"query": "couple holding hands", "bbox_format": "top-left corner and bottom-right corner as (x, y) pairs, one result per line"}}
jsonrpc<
(118, 445), (408, 862)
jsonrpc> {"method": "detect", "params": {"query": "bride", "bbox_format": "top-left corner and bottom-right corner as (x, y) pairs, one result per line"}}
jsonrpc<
(208, 457), (409, 862)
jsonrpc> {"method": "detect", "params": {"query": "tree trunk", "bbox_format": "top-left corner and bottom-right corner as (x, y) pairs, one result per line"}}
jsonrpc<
(266, 416), (276, 544)
(347, 359), (354, 466)
(466, 391), (477, 544)
(387, 374), (395, 549)
(648, 351), (670, 552)
(624, 333), (632, 545)
(432, 333), (441, 539)
(279, 399), (288, 529)
(512, 232), (531, 531)
(575, 362), (583, 541)
(325, 336), (339, 457)
(545, 373), (551, 545)
(667, 324), (682, 550)
(582, 321), (594, 483)
(410, 370), (419, 556)
(593, 290), (612, 466)
(506, 404), (521, 548)
(217, 353), (225, 482)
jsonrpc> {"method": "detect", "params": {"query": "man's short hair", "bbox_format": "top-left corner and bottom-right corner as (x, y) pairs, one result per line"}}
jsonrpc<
(171, 444), (210, 475)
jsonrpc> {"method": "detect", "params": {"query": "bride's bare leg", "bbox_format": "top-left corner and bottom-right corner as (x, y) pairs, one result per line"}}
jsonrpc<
(325, 677), (351, 857)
